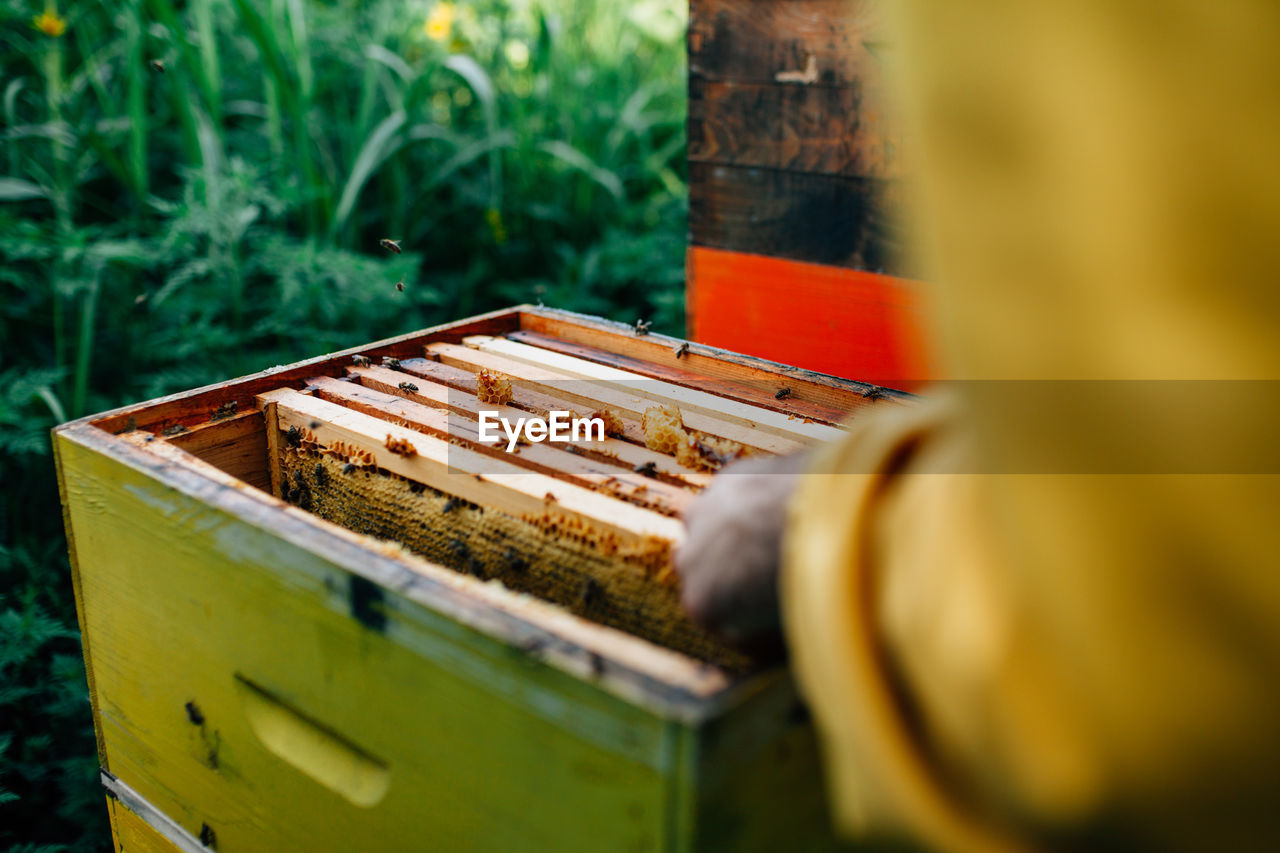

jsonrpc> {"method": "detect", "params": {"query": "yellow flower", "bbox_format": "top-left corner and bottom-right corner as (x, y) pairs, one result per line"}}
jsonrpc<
(486, 207), (507, 245)
(424, 2), (455, 43)
(32, 9), (67, 38)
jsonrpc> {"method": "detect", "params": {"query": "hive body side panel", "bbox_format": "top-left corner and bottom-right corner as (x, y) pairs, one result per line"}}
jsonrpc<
(58, 432), (675, 852)
(108, 796), (183, 853)
(690, 674), (846, 851)
(53, 431), (109, 766)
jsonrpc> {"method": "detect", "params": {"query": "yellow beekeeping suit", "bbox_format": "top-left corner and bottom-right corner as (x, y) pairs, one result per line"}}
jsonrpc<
(781, 1), (1280, 850)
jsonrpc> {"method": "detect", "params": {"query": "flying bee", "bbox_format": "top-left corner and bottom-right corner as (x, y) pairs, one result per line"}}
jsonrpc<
(379, 238), (402, 254)
(775, 387), (793, 400)
(633, 319), (651, 336)
(398, 381), (419, 393)
(352, 354), (370, 367)
(150, 59), (165, 73)
(396, 280), (405, 292)
(672, 342), (689, 359)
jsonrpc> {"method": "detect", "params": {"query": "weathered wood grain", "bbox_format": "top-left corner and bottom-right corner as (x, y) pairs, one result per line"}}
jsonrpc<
(259, 389), (686, 545)
(166, 410), (270, 492)
(462, 335), (846, 444)
(687, 0), (905, 272)
(689, 0), (884, 87)
(505, 330), (854, 425)
(689, 161), (901, 271)
(427, 343), (808, 456)
(515, 308), (904, 412)
(310, 375), (691, 515)
(394, 357), (649, 446)
(89, 306), (521, 435)
(373, 362), (715, 488)
(689, 79), (897, 178)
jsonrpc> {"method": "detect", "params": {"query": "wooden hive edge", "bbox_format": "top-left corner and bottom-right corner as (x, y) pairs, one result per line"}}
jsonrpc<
(56, 419), (746, 723)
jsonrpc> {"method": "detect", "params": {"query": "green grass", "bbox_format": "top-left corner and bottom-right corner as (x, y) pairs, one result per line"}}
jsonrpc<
(0, 0), (688, 845)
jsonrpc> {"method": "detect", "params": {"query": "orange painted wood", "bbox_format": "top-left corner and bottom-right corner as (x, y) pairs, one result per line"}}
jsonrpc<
(686, 246), (936, 390)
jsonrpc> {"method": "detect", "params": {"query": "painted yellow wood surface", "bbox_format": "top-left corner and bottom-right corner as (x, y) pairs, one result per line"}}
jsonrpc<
(108, 796), (180, 853)
(59, 432), (675, 852)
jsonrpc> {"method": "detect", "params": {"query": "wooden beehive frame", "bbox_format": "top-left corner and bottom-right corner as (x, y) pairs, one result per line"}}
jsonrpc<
(70, 306), (905, 720)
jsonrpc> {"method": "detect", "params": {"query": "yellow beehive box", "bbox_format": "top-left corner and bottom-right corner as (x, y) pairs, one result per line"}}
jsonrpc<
(55, 306), (902, 851)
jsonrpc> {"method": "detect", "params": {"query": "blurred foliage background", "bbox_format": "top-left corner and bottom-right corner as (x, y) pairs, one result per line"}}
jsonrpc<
(0, 0), (688, 845)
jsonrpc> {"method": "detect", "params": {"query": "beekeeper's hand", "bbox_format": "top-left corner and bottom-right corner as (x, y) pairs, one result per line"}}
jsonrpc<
(674, 452), (808, 644)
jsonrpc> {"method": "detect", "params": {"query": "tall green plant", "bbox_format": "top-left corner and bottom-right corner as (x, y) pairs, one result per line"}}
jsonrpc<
(0, 0), (688, 846)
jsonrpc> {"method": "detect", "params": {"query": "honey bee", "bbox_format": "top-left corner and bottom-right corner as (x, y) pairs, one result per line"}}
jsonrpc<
(775, 387), (793, 400)
(382, 357), (402, 370)
(633, 319), (651, 336)
(862, 386), (884, 400)
(672, 342), (689, 359)
(352, 354), (371, 367)
(503, 547), (529, 573)
(314, 462), (329, 486)
(199, 824), (216, 848)
(341, 462), (357, 475)
(398, 381), (419, 393)
(578, 577), (603, 608)
(379, 238), (402, 254)
(284, 425), (302, 447)
(150, 59), (165, 73)
(633, 461), (657, 477)
(441, 496), (461, 514)
(184, 701), (204, 726)
(161, 424), (187, 437)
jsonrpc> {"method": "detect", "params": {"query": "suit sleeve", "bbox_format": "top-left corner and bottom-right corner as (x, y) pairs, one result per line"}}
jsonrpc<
(780, 1), (1280, 850)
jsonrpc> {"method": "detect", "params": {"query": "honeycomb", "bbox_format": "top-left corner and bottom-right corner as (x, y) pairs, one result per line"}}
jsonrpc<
(676, 432), (751, 472)
(590, 408), (625, 437)
(641, 405), (686, 454)
(384, 434), (417, 457)
(275, 448), (751, 671)
(476, 369), (514, 405)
